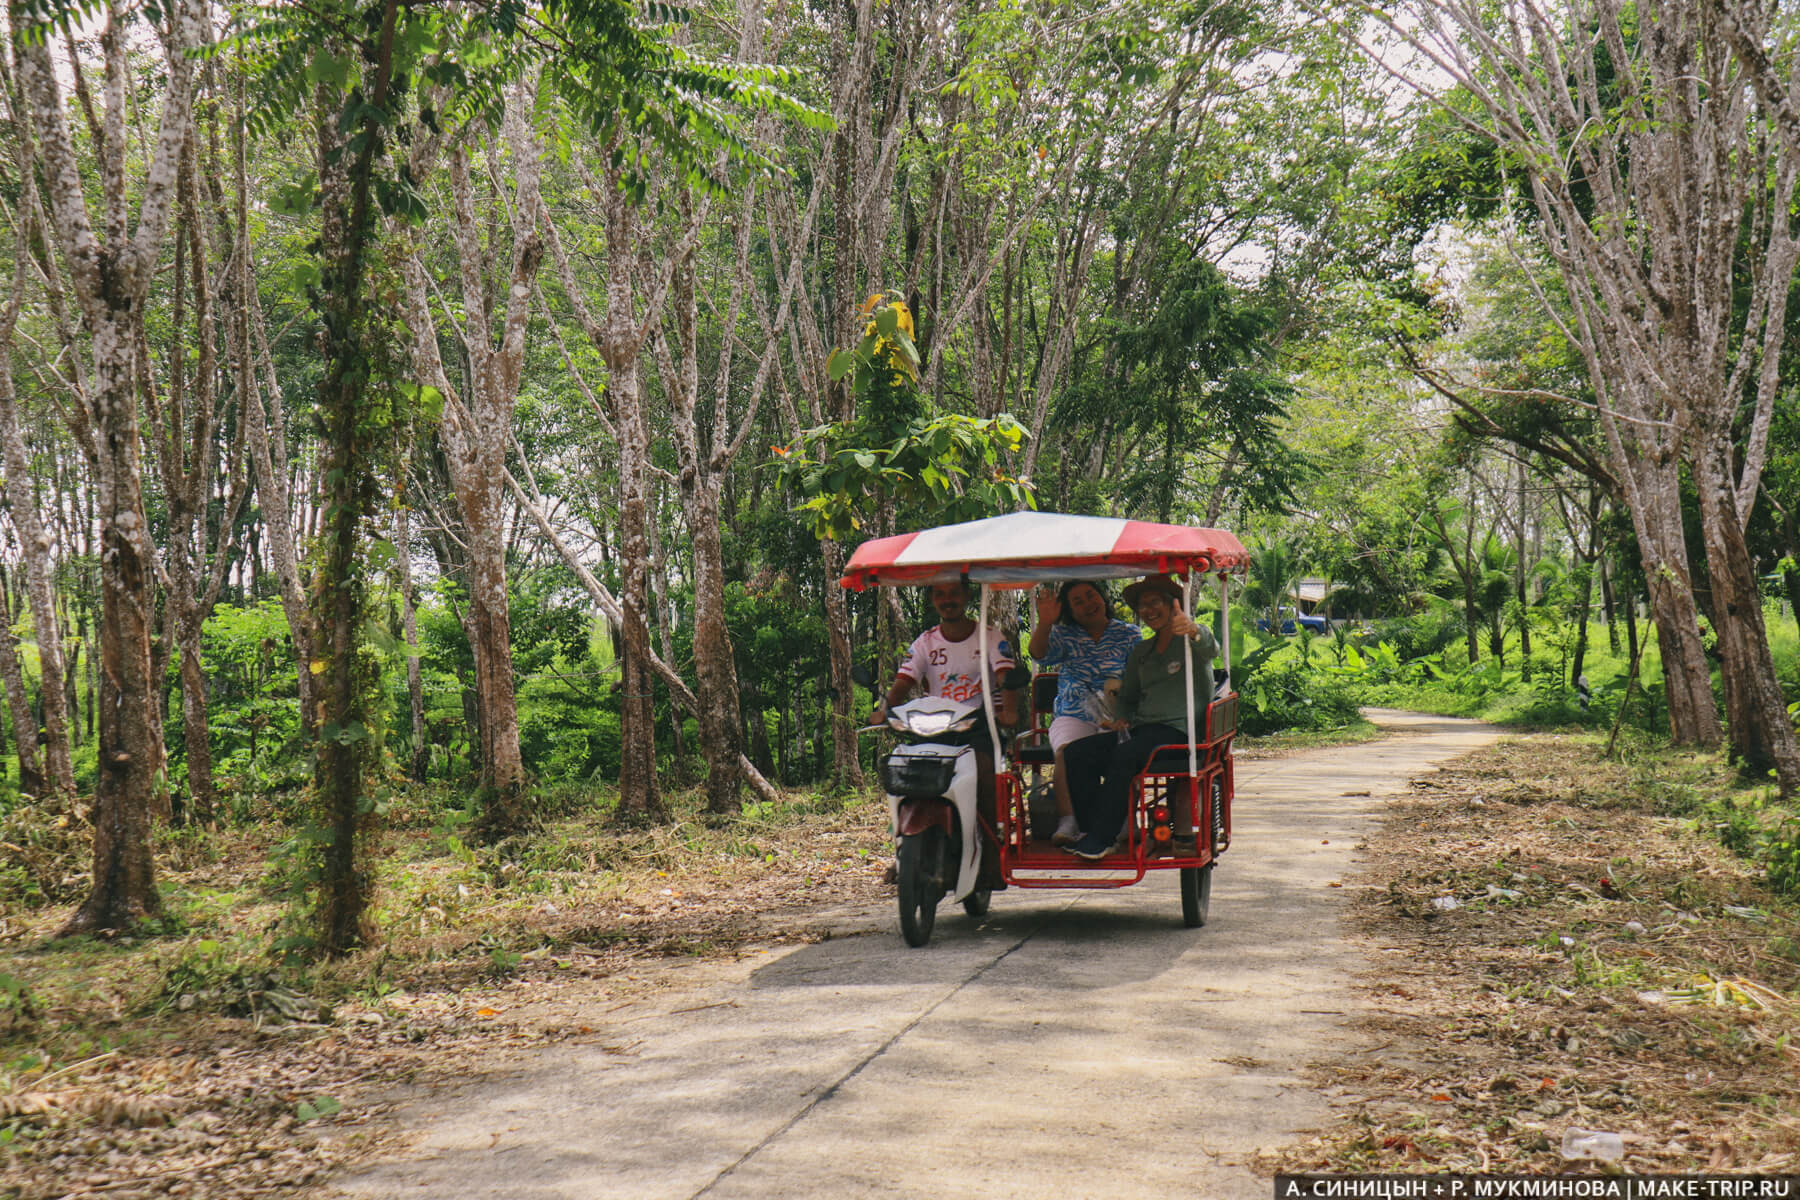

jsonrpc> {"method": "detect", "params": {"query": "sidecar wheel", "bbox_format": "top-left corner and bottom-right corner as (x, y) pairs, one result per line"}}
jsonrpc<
(1181, 865), (1212, 928)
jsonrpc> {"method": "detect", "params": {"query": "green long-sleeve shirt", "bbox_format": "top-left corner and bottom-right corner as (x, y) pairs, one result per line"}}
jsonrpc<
(1117, 626), (1217, 737)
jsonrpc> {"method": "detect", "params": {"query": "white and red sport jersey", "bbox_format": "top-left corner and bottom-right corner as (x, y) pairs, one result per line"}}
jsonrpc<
(897, 625), (1014, 705)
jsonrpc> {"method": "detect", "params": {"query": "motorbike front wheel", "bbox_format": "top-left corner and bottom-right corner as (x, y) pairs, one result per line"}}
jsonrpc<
(897, 829), (944, 947)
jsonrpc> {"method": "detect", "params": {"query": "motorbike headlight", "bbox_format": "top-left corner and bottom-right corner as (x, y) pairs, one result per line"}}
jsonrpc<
(905, 709), (955, 737)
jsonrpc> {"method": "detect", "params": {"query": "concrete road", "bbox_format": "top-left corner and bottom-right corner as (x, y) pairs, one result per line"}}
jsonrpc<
(333, 711), (1501, 1200)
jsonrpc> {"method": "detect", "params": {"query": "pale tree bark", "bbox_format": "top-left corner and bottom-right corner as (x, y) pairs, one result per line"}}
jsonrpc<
(652, 173), (759, 807)
(400, 82), (542, 834)
(0, 172), (75, 808)
(657, 203), (752, 812)
(639, 2), (805, 813)
(226, 72), (316, 730)
(395, 487), (428, 782)
(751, 0), (932, 785)
(536, 142), (663, 817)
(503, 459), (782, 805)
(16, 0), (204, 931)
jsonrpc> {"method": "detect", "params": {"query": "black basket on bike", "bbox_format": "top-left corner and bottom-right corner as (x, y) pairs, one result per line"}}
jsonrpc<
(881, 746), (960, 799)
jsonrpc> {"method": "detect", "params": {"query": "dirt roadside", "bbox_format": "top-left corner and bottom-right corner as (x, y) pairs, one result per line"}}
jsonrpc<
(1271, 733), (1800, 1177)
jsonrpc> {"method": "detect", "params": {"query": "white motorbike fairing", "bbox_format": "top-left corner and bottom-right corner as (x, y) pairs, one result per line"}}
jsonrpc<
(882, 697), (985, 904)
(884, 746), (982, 903)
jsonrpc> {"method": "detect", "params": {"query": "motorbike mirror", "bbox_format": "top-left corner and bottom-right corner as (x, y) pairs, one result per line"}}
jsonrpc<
(849, 663), (876, 691)
(1001, 665), (1030, 690)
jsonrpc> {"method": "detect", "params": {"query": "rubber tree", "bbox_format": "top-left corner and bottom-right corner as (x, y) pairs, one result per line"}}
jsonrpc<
(14, 0), (205, 932)
(399, 77), (543, 836)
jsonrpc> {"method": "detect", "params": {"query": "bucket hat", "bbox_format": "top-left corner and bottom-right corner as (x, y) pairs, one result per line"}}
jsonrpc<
(1121, 573), (1184, 610)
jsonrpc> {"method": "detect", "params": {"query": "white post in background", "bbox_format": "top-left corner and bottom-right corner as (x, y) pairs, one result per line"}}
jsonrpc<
(1218, 572), (1232, 689)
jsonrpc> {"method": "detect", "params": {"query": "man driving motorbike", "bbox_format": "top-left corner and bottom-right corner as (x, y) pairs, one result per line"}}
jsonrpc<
(871, 580), (1021, 728)
(872, 580), (1020, 889)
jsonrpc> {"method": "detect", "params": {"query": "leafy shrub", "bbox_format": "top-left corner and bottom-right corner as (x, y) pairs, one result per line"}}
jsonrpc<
(202, 599), (308, 810)
(1764, 820), (1800, 897)
(1238, 660), (1363, 736)
(151, 935), (328, 1023)
(0, 805), (89, 910)
(519, 698), (621, 782)
(1369, 609), (1466, 661)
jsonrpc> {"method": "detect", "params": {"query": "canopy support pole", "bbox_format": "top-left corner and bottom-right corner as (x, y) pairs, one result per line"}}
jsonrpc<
(978, 584), (1002, 760)
(1183, 573), (1197, 780)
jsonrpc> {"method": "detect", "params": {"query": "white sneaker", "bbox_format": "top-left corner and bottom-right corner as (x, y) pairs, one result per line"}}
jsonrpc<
(1051, 815), (1081, 846)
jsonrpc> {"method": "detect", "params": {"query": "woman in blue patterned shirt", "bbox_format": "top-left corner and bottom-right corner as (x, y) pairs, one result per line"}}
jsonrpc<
(1027, 580), (1144, 845)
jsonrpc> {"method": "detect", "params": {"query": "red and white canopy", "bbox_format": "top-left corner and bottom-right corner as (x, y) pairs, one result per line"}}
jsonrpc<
(839, 512), (1249, 591)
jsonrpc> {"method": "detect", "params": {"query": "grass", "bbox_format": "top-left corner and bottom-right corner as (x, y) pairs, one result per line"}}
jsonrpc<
(1345, 602), (1800, 736)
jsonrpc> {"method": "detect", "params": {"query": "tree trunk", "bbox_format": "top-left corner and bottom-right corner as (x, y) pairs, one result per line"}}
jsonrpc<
(462, 474), (530, 833)
(688, 487), (746, 813)
(1692, 450), (1800, 792)
(1570, 563), (1596, 689)
(615, 408), (661, 818)
(0, 589), (45, 799)
(0, 368), (75, 807)
(1631, 466), (1719, 748)
(1515, 463), (1531, 678)
(399, 103), (542, 834)
(505, 463), (783, 805)
(1623, 580), (1640, 673)
(14, 0), (203, 931)
(397, 502), (428, 781)
(175, 622), (214, 827)
(821, 538), (861, 787)
(649, 515), (687, 778)
(236, 216), (315, 728)
(1599, 557), (1620, 655)
(66, 338), (166, 932)
(302, 0), (402, 955)
(1463, 572), (1480, 665)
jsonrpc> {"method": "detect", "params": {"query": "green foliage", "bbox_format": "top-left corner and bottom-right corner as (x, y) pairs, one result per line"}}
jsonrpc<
(1243, 539), (1302, 632)
(1768, 821), (1800, 898)
(1688, 788), (1800, 900)
(296, 1096), (344, 1122)
(782, 412), (1034, 542)
(1053, 254), (1308, 521)
(781, 296), (1034, 541)
(203, 600), (308, 809)
(1236, 658), (1362, 736)
(0, 973), (38, 1033)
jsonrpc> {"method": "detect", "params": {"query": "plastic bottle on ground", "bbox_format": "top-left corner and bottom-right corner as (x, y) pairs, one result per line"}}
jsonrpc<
(1560, 1127), (1624, 1162)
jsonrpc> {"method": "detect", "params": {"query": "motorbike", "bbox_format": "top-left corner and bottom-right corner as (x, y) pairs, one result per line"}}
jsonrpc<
(852, 666), (1027, 947)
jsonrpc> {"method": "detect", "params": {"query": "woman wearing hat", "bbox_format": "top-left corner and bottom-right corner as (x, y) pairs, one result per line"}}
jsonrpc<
(1061, 573), (1217, 861)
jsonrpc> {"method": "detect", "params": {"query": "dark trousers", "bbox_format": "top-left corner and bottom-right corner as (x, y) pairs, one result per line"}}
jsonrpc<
(1063, 723), (1187, 845)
